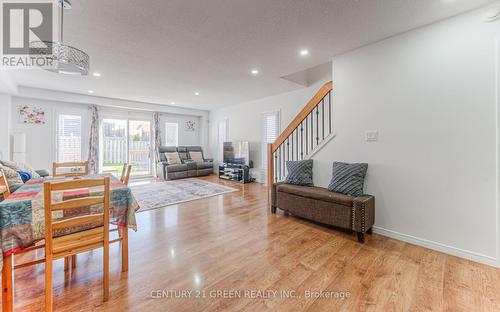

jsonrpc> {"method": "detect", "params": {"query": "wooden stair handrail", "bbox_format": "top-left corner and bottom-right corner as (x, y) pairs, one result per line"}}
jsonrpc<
(271, 81), (332, 153)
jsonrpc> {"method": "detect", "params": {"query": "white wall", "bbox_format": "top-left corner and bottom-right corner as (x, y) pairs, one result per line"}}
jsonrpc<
(9, 97), (204, 171)
(10, 97), (91, 170)
(0, 95), (12, 160)
(160, 115), (201, 147)
(312, 8), (499, 265)
(209, 78), (331, 181)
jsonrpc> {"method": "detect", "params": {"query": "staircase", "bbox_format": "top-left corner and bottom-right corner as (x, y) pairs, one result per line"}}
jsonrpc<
(267, 81), (334, 185)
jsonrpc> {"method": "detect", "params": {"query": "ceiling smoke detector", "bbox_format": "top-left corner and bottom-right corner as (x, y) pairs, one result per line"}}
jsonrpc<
(482, 7), (500, 22)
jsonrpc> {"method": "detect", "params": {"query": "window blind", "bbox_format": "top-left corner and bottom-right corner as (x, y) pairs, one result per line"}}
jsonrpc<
(57, 114), (82, 162)
(262, 111), (280, 169)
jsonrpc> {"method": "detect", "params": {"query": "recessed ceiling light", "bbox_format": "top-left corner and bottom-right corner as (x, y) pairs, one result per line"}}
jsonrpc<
(482, 7), (500, 22)
(251, 69), (259, 75)
(88, 90), (94, 94)
(92, 72), (101, 77)
(170, 101), (175, 105)
(300, 49), (309, 56)
(195, 92), (200, 96)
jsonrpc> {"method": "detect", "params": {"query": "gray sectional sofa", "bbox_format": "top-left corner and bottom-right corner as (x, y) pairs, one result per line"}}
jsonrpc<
(156, 146), (214, 180)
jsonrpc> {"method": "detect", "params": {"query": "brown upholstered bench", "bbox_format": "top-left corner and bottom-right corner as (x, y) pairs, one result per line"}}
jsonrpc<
(271, 182), (375, 243)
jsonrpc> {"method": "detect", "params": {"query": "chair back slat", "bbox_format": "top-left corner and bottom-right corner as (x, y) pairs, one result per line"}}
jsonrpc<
(52, 213), (104, 230)
(51, 196), (104, 211)
(49, 178), (104, 191)
(0, 168), (10, 199)
(53, 161), (89, 177)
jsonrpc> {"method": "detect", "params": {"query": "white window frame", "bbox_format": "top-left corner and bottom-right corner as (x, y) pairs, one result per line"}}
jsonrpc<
(56, 114), (83, 163)
(261, 110), (281, 170)
(217, 119), (228, 164)
(99, 114), (154, 178)
(164, 122), (179, 147)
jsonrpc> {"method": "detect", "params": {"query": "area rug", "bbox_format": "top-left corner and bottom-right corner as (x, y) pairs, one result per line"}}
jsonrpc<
(131, 178), (238, 212)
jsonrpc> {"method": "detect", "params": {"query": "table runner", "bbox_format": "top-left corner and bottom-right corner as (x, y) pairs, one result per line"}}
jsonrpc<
(0, 174), (139, 268)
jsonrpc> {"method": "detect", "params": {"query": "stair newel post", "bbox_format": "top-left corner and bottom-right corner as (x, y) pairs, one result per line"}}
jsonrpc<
(268, 143), (274, 187)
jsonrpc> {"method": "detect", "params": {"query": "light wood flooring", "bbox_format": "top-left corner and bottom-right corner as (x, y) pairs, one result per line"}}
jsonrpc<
(7, 175), (500, 311)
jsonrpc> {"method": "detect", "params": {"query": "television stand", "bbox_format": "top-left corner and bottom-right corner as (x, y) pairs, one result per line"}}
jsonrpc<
(219, 163), (254, 184)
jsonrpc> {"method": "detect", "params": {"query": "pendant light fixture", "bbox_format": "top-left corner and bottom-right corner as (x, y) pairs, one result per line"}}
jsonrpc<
(30, 0), (89, 75)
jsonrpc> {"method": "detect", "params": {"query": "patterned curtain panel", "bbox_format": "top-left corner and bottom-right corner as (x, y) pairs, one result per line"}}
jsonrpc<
(87, 105), (99, 174)
(153, 112), (162, 176)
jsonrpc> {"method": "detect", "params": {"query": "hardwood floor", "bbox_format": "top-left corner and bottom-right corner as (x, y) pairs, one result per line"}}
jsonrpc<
(7, 175), (500, 311)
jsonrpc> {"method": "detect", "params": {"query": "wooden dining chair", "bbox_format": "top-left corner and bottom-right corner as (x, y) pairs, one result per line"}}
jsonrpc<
(44, 177), (110, 311)
(52, 161), (89, 177)
(120, 164), (132, 185)
(0, 168), (10, 200)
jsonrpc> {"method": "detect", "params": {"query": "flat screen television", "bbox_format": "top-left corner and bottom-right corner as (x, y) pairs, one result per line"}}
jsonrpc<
(223, 141), (250, 166)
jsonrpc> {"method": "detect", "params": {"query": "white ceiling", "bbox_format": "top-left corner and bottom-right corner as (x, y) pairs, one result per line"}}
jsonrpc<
(8, 0), (496, 110)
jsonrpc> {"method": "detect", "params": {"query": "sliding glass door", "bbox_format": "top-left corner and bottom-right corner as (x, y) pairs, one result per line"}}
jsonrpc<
(101, 118), (152, 178)
(128, 120), (151, 176)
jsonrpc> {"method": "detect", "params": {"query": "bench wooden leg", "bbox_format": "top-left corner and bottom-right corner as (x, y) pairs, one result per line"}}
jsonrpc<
(120, 226), (128, 272)
(2, 254), (13, 312)
(271, 206), (277, 214)
(71, 255), (76, 268)
(356, 232), (365, 243)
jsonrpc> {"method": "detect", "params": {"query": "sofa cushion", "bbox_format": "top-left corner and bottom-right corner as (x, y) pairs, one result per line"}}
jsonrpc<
(285, 160), (313, 186)
(196, 162), (213, 170)
(165, 152), (182, 165)
(189, 151), (204, 162)
(276, 183), (353, 206)
(328, 162), (368, 197)
(158, 146), (177, 162)
(177, 147), (189, 162)
(166, 164), (188, 173)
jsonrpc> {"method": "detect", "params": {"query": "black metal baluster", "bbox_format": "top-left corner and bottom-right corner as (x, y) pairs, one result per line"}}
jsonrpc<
(300, 122), (304, 160)
(310, 113), (314, 151)
(282, 144), (285, 178)
(329, 91), (332, 134)
(296, 129), (298, 161)
(316, 105), (319, 146)
(322, 99), (325, 140)
(286, 137), (290, 160)
(305, 116), (308, 155)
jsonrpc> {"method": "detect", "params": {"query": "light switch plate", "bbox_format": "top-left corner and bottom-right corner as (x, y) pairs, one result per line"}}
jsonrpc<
(365, 130), (378, 142)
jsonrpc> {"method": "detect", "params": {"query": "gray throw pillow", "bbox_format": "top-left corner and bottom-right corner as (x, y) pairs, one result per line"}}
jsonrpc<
(328, 162), (368, 196)
(285, 160), (313, 186)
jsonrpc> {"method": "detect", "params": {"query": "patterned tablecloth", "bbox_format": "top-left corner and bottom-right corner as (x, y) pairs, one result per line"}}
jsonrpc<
(0, 174), (139, 268)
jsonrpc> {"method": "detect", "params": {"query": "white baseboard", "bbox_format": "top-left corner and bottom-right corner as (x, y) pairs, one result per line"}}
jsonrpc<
(372, 226), (498, 268)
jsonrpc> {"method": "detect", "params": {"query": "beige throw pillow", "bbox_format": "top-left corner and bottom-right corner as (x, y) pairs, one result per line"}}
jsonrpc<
(0, 165), (24, 192)
(189, 151), (204, 162)
(165, 152), (182, 165)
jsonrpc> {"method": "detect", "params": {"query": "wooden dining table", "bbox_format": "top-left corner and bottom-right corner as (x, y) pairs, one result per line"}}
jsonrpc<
(0, 174), (139, 312)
